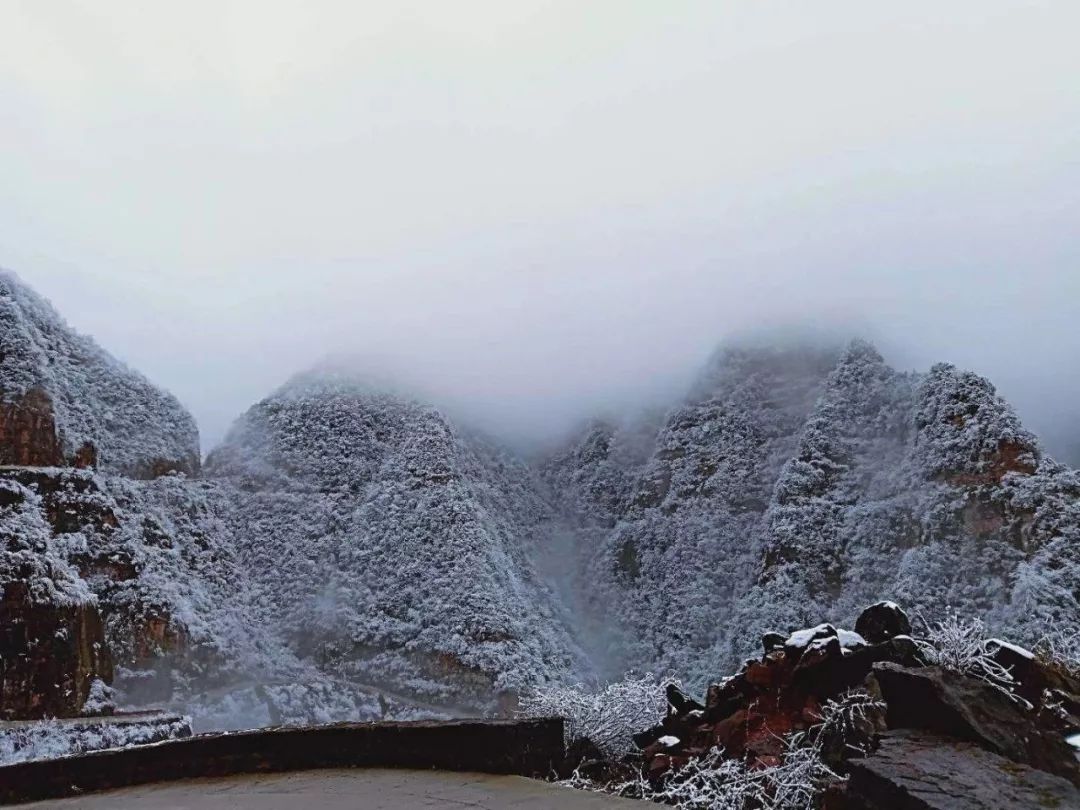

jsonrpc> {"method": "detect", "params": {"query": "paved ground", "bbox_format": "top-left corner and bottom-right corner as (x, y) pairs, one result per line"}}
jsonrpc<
(20, 768), (639, 808)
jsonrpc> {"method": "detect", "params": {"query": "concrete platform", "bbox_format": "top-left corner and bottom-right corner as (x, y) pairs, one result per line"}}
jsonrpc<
(18, 769), (638, 808)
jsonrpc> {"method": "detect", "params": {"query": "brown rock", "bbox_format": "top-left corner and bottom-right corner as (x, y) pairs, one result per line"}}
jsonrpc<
(0, 388), (64, 468)
(745, 661), (775, 688)
(0, 582), (113, 719)
(712, 708), (747, 749)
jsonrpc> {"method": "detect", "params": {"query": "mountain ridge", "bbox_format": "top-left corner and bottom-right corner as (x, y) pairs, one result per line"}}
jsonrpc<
(0, 271), (1076, 729)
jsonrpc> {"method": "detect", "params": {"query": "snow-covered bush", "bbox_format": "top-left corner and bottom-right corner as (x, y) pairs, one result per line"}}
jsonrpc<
(1035, 627), (1080, 677)
(555, 691), (875, 808)
(810, 689), (885, 759)
(518, 673), (677, 757)
(82, 679), (117, 716)
(913, 614), (1015, 691)
(567, 733), (839, 810)
(0, 715), (191, 765)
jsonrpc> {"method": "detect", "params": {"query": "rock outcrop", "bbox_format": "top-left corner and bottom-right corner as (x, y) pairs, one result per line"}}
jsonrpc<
(0, 464), (259, 720)
(873, 662), (1080, 785)
(0, 586), (111, 719)
(844, 731), (1080, 810)
(0, 478), (111, 719)
(574, 604), (1080, 809)
(632, 615), (909, 776)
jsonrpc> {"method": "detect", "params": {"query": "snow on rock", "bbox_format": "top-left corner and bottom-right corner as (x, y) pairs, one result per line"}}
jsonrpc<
(837, 629), (868, 650)
(0, 270), (199, 478)
(986, 639), (1035, 660)
(784, 625), (837, 651)
(0, 476), (112, 719)
(0, 713), (191, 764)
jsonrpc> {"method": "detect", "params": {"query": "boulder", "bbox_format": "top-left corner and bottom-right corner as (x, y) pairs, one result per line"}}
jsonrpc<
(665, 683), (704, 715)
(855, 602), (912, 645)
(873, 662), (1080, 785)
(988, 638), (1080, 717)
(762, 632), (786, 653)
(845, 730), (1080, 810)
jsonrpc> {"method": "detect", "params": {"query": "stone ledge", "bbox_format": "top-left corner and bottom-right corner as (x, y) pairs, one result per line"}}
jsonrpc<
(845, 730), (1080, 809)
(0, 717), (565, 805)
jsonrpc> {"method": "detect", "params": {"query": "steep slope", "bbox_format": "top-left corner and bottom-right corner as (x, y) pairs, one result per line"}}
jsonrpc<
(0, 271), (273, 726)
(546, 341), (1080, 689)
(205, 369), (586, 712)
(542, 344), (842, 680)
(0, 270), (199, 478)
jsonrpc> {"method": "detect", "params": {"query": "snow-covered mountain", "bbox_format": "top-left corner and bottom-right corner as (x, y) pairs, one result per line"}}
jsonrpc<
(204, 369), (586, 712)
(545, 340), (1080, 690)
(0, 271), (1076, 727)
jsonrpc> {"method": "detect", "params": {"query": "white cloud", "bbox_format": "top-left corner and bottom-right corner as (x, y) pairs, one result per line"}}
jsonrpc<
(1, 1), (1077, 457)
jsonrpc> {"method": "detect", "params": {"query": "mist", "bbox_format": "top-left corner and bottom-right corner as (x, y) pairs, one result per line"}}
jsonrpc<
(1, 1), (1077, 461)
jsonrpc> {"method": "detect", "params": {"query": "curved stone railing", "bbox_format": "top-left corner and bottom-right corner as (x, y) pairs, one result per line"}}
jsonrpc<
(0, 718), (564, 805)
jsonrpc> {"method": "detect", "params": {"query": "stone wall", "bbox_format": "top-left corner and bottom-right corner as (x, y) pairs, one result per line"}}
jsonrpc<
(0, 718), (565, 804)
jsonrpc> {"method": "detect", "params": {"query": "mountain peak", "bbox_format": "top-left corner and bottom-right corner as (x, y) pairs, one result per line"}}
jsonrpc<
(0, 270), (199, 478)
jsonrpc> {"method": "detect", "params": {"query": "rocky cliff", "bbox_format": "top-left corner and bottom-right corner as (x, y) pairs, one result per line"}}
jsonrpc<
(0, 271), (237, 721)
(546, 340), (1080, 689)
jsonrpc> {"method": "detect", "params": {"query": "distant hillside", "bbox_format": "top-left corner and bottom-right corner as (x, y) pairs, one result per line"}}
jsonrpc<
(204, 368), (587, 712)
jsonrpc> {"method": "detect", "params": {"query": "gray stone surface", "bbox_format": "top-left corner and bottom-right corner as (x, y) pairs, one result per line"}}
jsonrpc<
(873, 662), (1080, 785)
(846, 730), (1080, 809)
(18, 769), (638, 808)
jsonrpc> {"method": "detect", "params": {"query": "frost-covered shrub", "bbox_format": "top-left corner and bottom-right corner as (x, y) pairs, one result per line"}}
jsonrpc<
(590, 748), (755, 810)
(914, 614), (1014, 691)
(567, 734), (840, 810)
(82, 679), (116, 717)
(556, 691), (878, 808)
(1035, 628), (1080, 677)
(810, 689), (886, 760)
(518, 673), (677, 757)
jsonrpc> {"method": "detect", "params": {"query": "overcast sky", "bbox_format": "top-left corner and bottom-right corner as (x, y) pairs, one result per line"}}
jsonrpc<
(1, 1), (1077, 459)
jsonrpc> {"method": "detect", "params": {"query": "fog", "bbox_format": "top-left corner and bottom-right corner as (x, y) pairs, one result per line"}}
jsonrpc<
(1, 1), (1077, 460)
